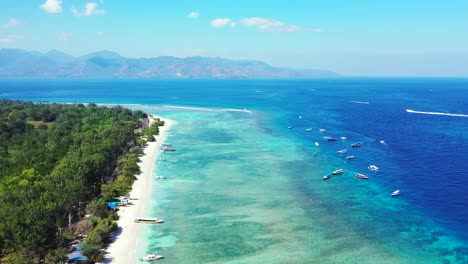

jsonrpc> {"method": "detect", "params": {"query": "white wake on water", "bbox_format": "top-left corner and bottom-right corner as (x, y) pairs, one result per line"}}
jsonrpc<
(406, 109), (468, 117)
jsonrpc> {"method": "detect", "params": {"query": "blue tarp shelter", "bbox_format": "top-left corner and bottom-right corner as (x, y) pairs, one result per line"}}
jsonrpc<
(106, 202), (119, 210)
(69, 251), (88, 262)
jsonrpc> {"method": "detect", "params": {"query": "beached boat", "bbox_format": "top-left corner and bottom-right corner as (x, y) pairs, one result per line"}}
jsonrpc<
(356, 173), (369, 179)
(391, 190), (400, 197)
(368, 165), (379, 172)
(337, 149), (347, 154)
(332, 169), (345, 175)
(345, 155), (355, 160)
(134, 217), (164, 224)
(140, 254), (164, 262)
(155, 175), (166, 179)
(351, 142), (362, 148)
(319, 128), (326, 133)
(341, 136), (347, 140)
(323, 174), (331, 180)
(315, 142), (320, 147)
(305, 128), (312, 132)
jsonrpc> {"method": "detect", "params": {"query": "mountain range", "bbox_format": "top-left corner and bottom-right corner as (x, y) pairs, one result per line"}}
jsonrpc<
(0, 49), (339, 78)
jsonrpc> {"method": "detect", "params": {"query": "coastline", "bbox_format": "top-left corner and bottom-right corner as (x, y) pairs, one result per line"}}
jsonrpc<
(104, 114), (175, 264)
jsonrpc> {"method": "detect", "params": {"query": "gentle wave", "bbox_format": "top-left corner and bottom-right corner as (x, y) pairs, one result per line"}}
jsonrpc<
(349, 101), (370, 104)
(406, 109), (468, 117)
(162, 105), (252, 113)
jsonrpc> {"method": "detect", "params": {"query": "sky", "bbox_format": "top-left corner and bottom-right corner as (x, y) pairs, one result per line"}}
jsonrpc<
(0, 0), (467, 76)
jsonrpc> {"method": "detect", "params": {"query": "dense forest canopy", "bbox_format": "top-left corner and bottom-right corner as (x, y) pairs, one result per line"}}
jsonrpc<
(0, 100), (159, 263)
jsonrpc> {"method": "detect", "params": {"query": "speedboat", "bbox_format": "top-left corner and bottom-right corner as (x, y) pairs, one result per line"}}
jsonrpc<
(340, 136), (347, 140)
(288, 126), (293, 129)
(319, 128), (326, 133)
(356, 173), (369, 179)
(337, 149), (347, 154)
(380, 140), (386, 144)
(332, 169), (345, 175)
(368, 165), (379, 172)
(305, 128), (312, 132)
(351, 142), (362, 148)
(315, 142), (320, 147)
(391, 190), (400, 197)
(140, 254), (165, 261)
(323, 175), (331, 180)
(345, 155), (355, 160)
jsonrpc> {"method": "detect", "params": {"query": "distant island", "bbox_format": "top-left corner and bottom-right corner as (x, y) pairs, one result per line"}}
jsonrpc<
(0, 49), (339, 78)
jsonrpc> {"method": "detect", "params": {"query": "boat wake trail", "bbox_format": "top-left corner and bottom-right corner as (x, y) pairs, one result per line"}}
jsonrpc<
(406, 109), (468, 117)
(349, 101), (370, 104)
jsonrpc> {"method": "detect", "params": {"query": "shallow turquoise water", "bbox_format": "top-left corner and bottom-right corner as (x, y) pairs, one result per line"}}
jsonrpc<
(129, 106), (465, 264)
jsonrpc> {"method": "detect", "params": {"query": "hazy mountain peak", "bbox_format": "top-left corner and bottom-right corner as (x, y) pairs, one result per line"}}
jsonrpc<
(0, 49), (339, 78)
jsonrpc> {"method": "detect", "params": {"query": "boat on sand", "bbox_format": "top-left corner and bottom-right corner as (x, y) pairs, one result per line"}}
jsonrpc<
(140, 254), (164, 261)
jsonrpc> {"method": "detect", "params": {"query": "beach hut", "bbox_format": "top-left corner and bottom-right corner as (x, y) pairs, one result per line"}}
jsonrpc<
(69, 251), (89, 263)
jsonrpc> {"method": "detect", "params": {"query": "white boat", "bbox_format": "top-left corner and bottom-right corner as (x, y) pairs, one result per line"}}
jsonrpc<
(337, 149), (347, 154)
(319, 128), (326, 133)
(134, 217), (164, 224)
(345, 155), (355, 160)
(305, 128), (312, 132)
(155, 175), (166, 179)
(341, 136), (347, 140)
(368, 165), (379, 172)
(140, 254), (165, 261)
(323, 174), (331, 180)
(315, 142), (320, 147)
(299, 115), (303, 119)
(380, 140), (386, 144)
(288, 126), (293, 129)
(391, 190), (400, 197)
(332, 169), (345, 175)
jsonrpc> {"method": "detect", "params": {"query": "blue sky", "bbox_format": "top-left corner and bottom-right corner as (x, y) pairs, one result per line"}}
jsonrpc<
(1, 0), (467, 76)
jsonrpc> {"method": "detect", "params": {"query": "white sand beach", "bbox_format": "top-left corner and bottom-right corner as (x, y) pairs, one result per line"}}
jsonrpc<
(104, 115), (175, 264)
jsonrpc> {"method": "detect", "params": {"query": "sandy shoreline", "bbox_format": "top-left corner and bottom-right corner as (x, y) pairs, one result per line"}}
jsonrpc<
(104, 115), (175, 264)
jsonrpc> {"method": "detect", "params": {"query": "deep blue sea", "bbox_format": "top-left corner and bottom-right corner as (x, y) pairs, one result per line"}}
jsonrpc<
(1, 78), (467, 263)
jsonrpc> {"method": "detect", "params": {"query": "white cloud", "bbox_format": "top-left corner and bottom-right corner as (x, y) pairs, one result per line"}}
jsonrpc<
(3, 18), (22, 29)
(57, 32), (72, 41)
(188, 11), (199, 19)
(210, 18), (235, 28)
(0, 35), (24, 43)
(72, 2), (106, 17)
(240, 17), (284, 30)
(238, 17), (321, 33)
(40, 0), (63, 14)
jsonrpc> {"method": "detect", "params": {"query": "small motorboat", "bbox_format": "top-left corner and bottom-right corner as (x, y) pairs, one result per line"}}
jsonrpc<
(332, 169), (345, 175)
(356, 173), (369, 179)
(337, 149), (347, 154)
(380, 140), (386, 144)
(391, 190), (400, 197)
(299, 115), (303, 119)
(319, 128), (327, 133)
(155, 175), (166, 180)
(140, 254), (165, 262)
(368, 165), (379, 172)
(158, 157), (166, 161)
(351, 142), (362, 148)
(306, 128), (312, 132)
(315, 142), (320, 147)
(323, 175), (331, 180)
(340, 136), (347, 140)
(345, 155), (355, 160)
(288, 126), (293, 129)
(324, 137), (337, 142)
